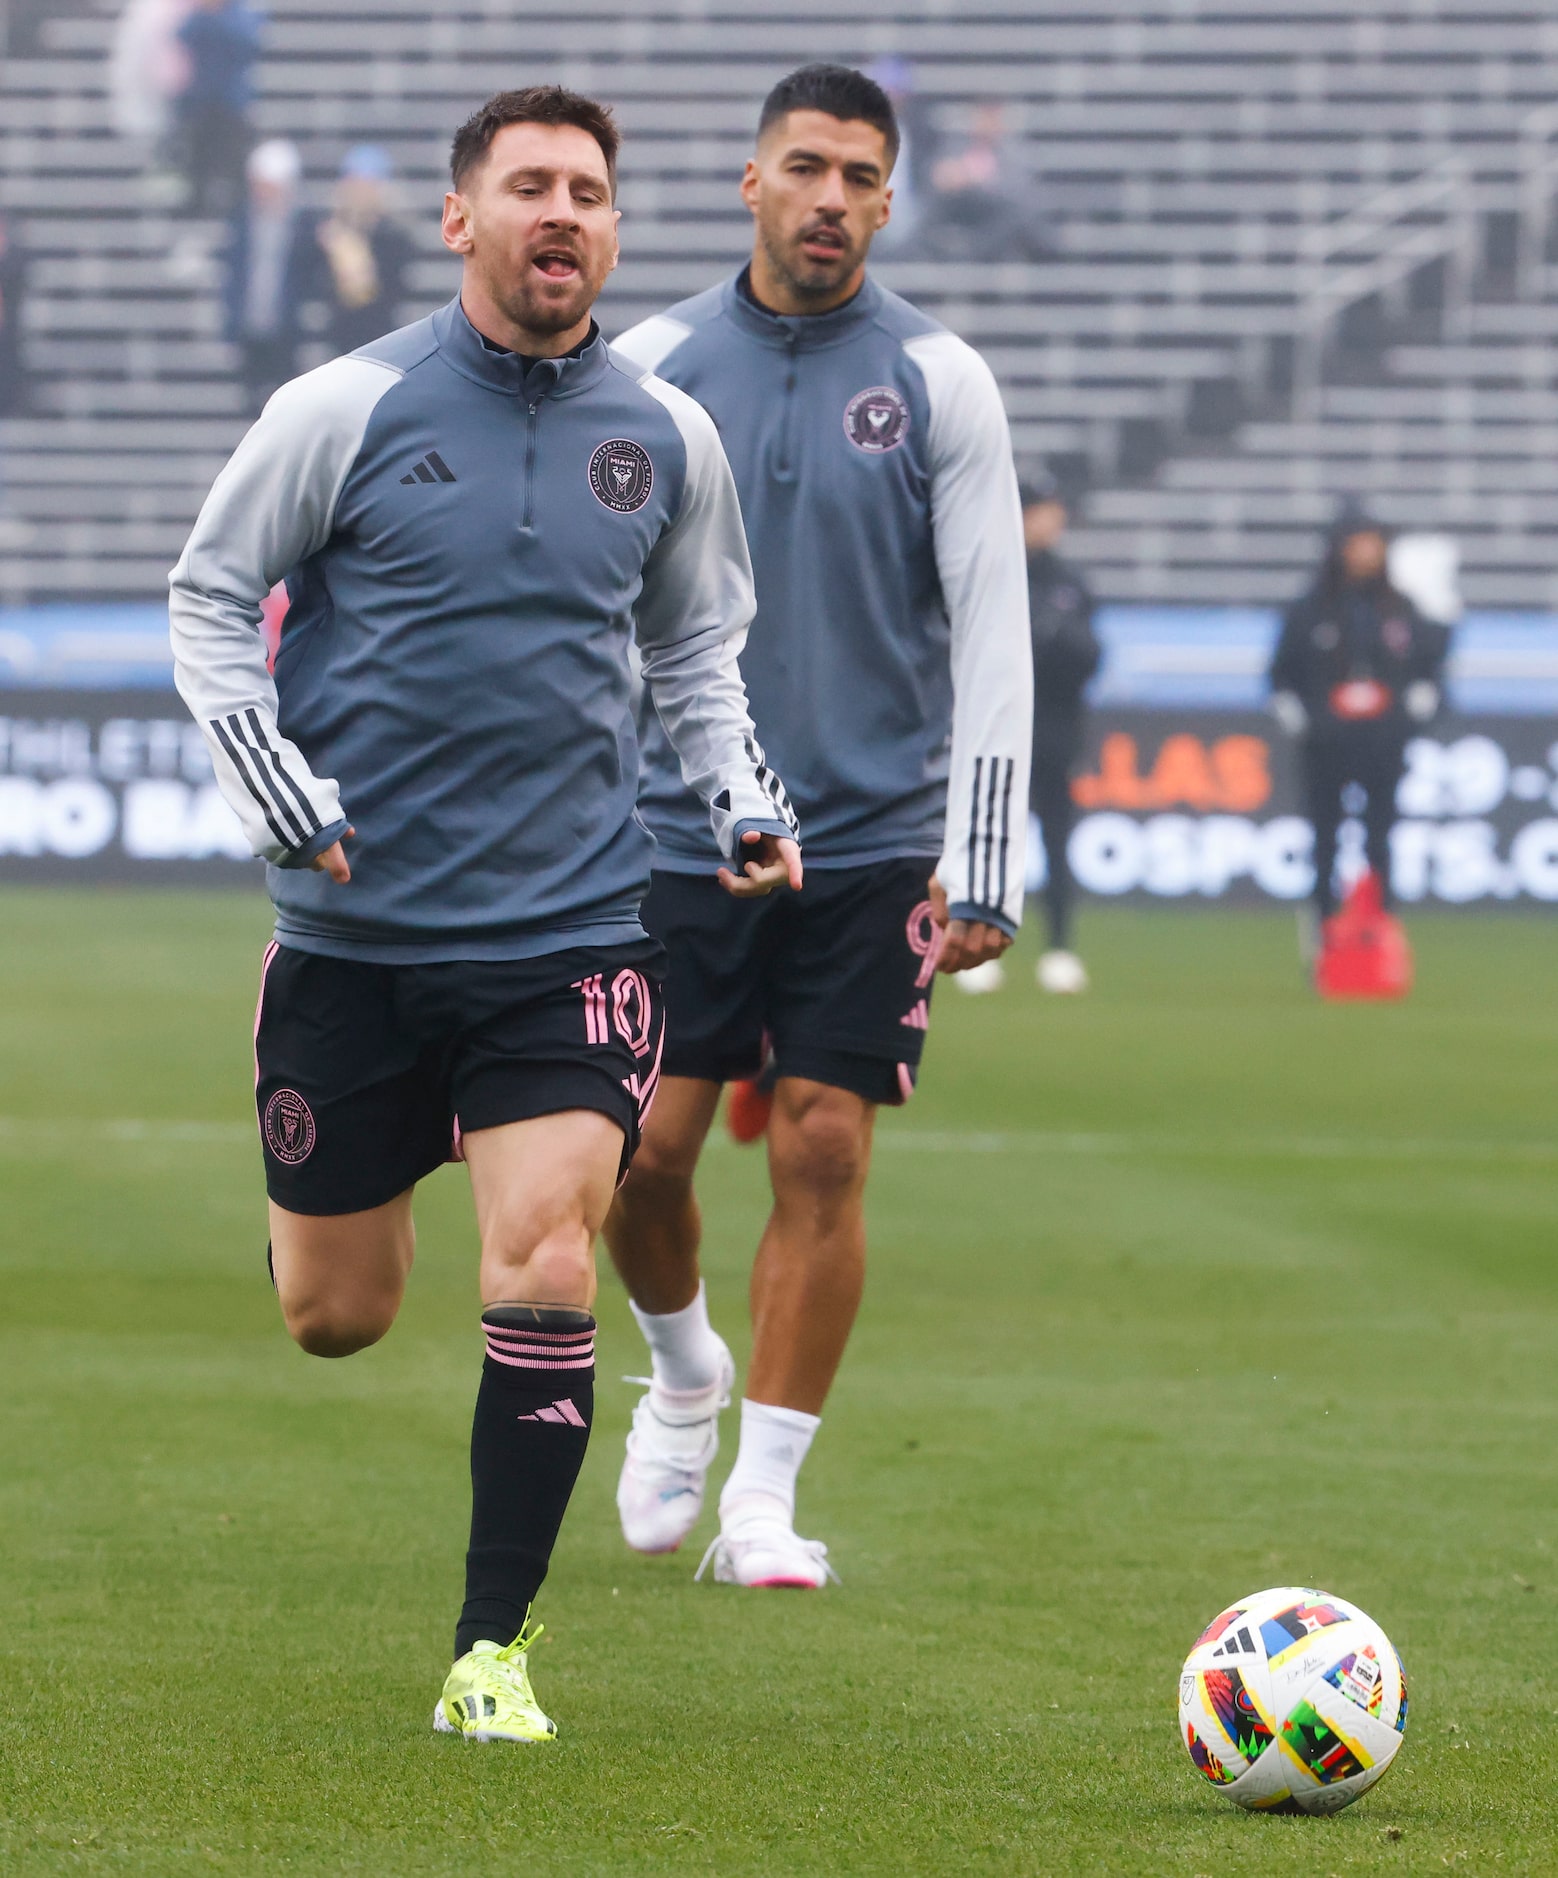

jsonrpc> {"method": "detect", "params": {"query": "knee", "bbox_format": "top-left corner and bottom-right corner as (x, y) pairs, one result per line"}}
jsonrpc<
(626, 1120), (703, 1190)
(617, 1129), (702, 1228)
(771, 1093), (871, 1199)
(280, 1293), (395, 1359)
(483, 1211), (596, 1309)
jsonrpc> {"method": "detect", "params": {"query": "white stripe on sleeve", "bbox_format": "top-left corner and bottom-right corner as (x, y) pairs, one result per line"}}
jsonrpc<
(905, 330), (1033, 930)
(169, 355), (401, 864)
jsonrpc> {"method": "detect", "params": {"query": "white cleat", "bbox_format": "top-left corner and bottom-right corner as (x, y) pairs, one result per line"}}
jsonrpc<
(954, 958), (1007, 995)
(1037, 949), (1089, 995)
(695, 1508), (840, 1590)
(616, 1343), (735, 1555)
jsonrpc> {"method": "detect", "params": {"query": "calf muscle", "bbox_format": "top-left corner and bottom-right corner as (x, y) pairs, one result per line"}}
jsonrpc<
(269, 1192), (416, 1357)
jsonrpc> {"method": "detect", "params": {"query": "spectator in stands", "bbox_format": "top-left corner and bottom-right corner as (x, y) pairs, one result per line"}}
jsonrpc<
(111, 0), (193, 160)
(0, 214), (29, 417)
(1269, 498), (1449, 923)
(921, 103), (1056, 263)
(314, 146), (416, 357)
(173, 0), (262, 217)
(224, 139), (313, 415)
(863, 58), (938, 256)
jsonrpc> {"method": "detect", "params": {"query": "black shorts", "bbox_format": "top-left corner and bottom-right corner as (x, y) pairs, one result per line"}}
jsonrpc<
(254, 939), (666, 1216)
(642, 858), (939, 1106)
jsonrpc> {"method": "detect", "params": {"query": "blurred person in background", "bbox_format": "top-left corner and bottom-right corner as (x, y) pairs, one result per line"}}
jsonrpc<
(862, 58), (937, 256)
(0, 213), (30, 417)
(962, 470), (1098, 995)
(921, 102), (1055, 263)
(111, 0), (193, 168)
(1269, 498), (1448, 928)
(314, 146), (416, 356)
(173, 0), (262, 216)
(224, 138), (312, 415)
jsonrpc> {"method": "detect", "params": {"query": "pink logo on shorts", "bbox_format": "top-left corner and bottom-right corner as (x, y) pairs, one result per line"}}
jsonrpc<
(264, 1088), (316, 1165)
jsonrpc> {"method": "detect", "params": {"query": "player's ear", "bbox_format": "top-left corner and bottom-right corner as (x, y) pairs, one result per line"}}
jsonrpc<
(876, 185), (893, 233)
(739, 158), (761, 215)
(441, 191), (474, 255)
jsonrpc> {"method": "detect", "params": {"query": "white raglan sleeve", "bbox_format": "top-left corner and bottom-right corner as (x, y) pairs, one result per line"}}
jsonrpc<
(610, 313), (695, 377)
(631, 371), (800, 861)
(168, 356), (399, 866)
(906, 331), (1033, 934)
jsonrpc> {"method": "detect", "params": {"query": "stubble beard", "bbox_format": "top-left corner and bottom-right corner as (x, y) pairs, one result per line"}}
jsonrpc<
(758, 217), (868, 308)
(485, 253), (602, 342)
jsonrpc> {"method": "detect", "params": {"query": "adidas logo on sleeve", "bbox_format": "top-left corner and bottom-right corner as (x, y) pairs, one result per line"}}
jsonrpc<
(401, 451), (456, 485)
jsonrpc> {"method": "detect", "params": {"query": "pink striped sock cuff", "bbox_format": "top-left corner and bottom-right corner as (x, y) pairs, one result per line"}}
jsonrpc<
(481, 1308), (596, 1373)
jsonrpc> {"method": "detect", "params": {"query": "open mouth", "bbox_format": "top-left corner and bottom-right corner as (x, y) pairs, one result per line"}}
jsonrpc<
(800, 226), (846, 261)
(532, 250), (581, 280)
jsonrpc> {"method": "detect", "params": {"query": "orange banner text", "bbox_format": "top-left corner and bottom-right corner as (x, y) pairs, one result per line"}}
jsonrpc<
(1072, 733), (1272, 813)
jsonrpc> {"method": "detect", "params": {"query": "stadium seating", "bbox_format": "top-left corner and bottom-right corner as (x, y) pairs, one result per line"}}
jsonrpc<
(2, 0), (1556, 610)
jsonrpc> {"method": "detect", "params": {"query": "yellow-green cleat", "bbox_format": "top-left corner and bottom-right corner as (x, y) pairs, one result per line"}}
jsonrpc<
(432, 1619), (557, 1744)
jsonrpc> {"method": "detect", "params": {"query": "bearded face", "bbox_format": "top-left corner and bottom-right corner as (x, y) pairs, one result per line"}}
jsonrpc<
(742, 109), (893, 310)
(445, 121), (619, 346)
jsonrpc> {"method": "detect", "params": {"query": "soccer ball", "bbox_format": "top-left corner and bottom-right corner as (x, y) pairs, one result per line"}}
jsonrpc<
(1178, 1586), (1408, 1814)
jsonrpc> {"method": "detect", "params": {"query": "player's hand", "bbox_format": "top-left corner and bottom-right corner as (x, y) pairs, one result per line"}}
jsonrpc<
(928, 870), (1012, 974)
(310, 827), (355, 884)
(717, 832), (802, 899)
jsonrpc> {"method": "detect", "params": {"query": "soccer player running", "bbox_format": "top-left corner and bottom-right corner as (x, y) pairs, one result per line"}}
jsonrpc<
(606, 64), (1031, 1587)
(169, 87), (800, 1740)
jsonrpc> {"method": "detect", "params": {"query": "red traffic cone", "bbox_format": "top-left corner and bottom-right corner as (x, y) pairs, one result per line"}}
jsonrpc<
(1315, 870), (1413, 1000)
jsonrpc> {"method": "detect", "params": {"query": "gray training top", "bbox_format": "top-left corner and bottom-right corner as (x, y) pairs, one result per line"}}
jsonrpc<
(615, 272), (1032, 932)
(169, 297), (797, 964)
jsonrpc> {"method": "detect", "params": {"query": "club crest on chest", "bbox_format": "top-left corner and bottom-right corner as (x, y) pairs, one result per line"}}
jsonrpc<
(588, 438), (654, 513)
(843, 384), (911, 454)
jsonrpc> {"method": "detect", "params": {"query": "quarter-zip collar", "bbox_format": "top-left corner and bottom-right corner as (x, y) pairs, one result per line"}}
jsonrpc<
(725, 266), (881, 352)
(434, 295), (612, 400)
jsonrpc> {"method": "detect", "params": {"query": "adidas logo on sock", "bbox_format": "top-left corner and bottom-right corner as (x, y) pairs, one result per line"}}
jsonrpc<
(517, 1398), (587, 1427)
(401, 450), (456, 485)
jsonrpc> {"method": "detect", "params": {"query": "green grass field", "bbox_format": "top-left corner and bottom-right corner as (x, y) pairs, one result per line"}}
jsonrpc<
(2, 886), (1555, 1876)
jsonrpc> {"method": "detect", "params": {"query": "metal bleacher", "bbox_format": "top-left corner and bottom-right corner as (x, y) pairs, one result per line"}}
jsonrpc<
(3, 0), (1557, 610)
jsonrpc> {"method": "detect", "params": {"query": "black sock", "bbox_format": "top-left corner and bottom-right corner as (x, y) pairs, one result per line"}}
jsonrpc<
(455, 1304), (595, 1660)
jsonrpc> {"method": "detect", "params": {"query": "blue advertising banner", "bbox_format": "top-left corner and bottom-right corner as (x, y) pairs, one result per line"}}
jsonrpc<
(1, 607), (1555, 902)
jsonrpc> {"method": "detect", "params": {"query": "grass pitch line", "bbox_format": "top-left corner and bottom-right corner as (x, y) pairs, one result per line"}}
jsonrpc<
(0, 1117), (254, 1146)
(1, 1117), (1553, 1168)
(875, 1127), (1558, 1165)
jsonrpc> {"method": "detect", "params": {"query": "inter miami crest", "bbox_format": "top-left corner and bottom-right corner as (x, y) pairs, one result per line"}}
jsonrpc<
(264, 1088), (316, 1166)
(843, 384), (910, 454)
(588, 438), (654, 513)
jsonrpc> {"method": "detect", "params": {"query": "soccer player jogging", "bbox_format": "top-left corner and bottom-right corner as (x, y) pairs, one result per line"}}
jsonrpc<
(605, 65), (1032, 1586)
(169, 88), (800, 1740)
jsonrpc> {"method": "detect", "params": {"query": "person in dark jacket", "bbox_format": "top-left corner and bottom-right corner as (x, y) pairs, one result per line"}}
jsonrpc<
(1026, 472), (1100, 991)
(956, 469), (1098, 995)
(1269, 499), (1449, 920)
(223, 138), (317, 414)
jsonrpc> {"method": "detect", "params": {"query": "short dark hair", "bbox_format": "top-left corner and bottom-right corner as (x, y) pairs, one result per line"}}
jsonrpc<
(450, 86), (620, 195)
(757, 63), (899, 170)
